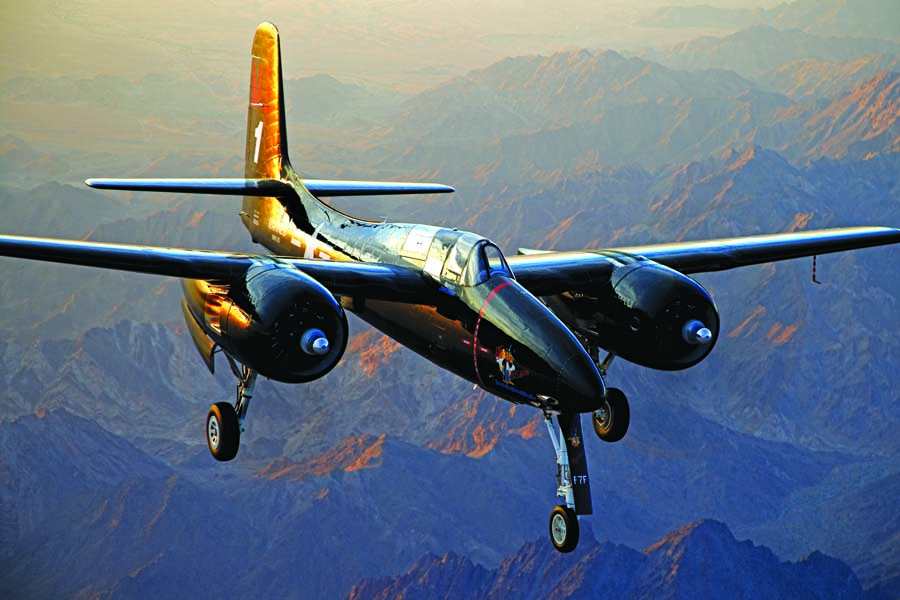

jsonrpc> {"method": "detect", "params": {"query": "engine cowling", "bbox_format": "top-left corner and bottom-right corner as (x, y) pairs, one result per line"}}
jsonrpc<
(217, 262), (349, 383)
(545, 259), (719, 371)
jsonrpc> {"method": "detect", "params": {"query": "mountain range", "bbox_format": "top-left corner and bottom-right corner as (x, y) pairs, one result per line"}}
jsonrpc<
(364, 56), (900, 196)
(641, 25), (900, 79)
(348, 520), (870, 600)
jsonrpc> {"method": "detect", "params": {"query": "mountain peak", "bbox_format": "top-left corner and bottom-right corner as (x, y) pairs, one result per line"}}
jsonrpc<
(726, 144), (793, 173)
(347, 551), (490, 600)
(643, 518), (735, 555)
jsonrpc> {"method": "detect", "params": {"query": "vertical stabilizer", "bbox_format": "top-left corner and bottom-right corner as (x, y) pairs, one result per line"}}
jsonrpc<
(242, 22), (295, 243)
(245, 22), (290, 179)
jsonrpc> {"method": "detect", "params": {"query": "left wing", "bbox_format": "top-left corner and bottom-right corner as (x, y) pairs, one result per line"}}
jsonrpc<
(0, 235), (431, 301)
(510, 227), (900, 296)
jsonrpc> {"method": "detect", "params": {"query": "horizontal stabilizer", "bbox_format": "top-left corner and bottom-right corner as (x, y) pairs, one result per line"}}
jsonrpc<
(85, 178), (295, 196)
(86, 178), (454, 197)
(302, 180), (455, 196)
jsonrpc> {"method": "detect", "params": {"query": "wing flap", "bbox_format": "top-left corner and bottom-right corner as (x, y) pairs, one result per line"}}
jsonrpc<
(0, 235), (431, 301)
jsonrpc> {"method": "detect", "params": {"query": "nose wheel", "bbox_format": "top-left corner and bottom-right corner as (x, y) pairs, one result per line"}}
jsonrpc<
(205, 355), (258, 462)
(549, 505), (579, 553)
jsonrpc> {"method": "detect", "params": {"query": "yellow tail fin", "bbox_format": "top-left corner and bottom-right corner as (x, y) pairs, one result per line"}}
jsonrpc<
(245, 22), (290, 179)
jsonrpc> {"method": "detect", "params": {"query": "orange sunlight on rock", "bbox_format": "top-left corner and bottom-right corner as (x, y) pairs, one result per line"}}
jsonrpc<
(728, 305), (766, 338)
(768, 322), (800, 344)
(349, 330), (403, 378)
(257, 433), (386, 481)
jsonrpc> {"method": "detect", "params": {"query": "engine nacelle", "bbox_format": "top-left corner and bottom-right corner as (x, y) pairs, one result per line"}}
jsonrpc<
(545, 259), (719, 371)
(217, 262), (349, 383)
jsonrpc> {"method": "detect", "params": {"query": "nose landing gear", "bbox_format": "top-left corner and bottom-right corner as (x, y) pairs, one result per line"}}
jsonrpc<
(543, 410), (592, 553)
(541, 346), (632, 552)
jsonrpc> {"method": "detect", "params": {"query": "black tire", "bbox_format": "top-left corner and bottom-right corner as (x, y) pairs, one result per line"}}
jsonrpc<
(592, 387), (630, 443)
(207, 402), (240, 461)
(549, 505), (579, 553)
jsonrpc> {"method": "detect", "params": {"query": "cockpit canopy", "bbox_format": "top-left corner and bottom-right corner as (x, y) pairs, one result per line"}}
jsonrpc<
(410, 227), (512, 289)
(463, 239), (511, 286)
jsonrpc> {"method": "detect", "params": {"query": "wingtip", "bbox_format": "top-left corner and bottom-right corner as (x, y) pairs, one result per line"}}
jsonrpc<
(419, 183), (455, 193)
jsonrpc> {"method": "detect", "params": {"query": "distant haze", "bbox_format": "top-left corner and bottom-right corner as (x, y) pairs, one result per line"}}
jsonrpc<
(2, 0), (784, 90)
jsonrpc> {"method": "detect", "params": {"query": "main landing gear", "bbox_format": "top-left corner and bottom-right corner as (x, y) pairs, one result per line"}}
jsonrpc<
(206, 356), (258, 462)
(592, 388), (630, 442)
(589, 350), (630, 443)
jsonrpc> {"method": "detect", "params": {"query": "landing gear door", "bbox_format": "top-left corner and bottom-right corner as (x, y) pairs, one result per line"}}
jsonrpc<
(559, 412), (593, 515)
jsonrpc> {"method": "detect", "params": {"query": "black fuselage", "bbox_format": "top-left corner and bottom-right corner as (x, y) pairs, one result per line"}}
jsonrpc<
(182, 167), (609, 413)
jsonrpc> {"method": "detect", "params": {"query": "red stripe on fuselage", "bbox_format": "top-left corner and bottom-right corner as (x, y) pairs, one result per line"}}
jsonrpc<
(472, 280), (513, 388)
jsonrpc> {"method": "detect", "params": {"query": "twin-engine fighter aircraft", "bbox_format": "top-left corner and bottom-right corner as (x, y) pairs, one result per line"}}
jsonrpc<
(2, 23), (899, 553)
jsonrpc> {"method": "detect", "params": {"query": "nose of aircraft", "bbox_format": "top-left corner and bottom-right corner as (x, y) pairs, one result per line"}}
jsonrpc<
(465, 275), (607, 413)
(554, 348), (608, 412)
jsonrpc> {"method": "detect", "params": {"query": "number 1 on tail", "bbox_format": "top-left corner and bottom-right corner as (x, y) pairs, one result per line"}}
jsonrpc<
(253, 121), (263, 164)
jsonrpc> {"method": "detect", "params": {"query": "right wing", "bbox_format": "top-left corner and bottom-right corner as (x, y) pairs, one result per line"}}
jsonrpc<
(0, 235), (431, 301)
(510, 227), (900, 296)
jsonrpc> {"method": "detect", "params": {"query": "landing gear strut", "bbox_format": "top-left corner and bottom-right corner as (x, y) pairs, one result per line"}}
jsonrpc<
(205, 356), (258, 462)
(543, 410), (591, 553)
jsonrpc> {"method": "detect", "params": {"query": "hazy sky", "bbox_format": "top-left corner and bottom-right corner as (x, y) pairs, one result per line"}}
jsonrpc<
(2, 0), (785, 89)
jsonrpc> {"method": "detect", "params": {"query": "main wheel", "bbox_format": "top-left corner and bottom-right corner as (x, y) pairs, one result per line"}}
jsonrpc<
(207, 402), (240, 461)
(592, 387), (630, 443)
(549, 505), (579, 553)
